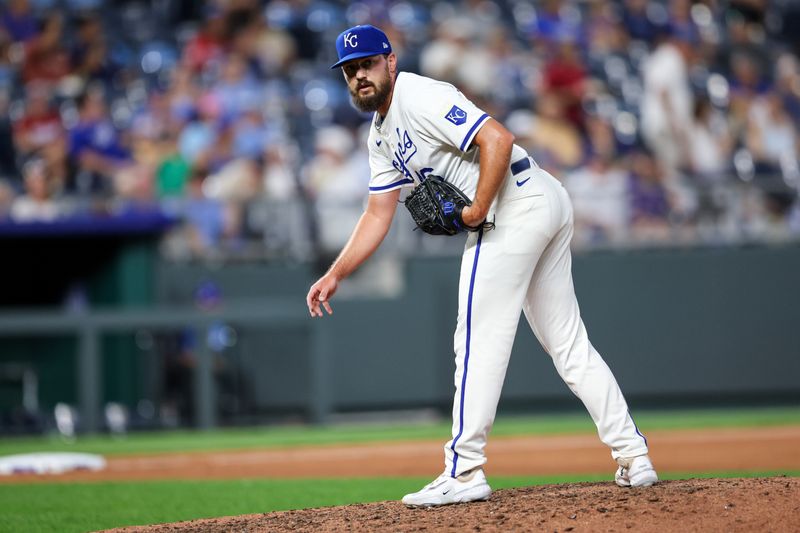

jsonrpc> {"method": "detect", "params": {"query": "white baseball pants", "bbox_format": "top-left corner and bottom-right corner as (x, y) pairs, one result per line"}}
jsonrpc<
(444, 163), (649, 477)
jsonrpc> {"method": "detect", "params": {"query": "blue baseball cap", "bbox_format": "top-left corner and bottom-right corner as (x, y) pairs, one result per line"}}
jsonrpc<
(330, 25), (392, 69)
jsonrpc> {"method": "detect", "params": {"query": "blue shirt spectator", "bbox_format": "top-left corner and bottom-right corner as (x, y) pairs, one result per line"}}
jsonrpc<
(68, 119), (130, 162)
(2, 0), (38, 42)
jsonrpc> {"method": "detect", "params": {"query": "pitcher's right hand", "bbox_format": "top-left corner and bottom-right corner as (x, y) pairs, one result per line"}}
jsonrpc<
(306, 274), (339, 317)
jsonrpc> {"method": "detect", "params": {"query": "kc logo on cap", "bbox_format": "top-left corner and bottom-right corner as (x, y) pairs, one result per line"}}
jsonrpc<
(343, 32), (358, 48)
(331, 25), (393, 69)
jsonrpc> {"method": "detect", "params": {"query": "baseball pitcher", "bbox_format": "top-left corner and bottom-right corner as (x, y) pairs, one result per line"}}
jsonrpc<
(306, 25), (658, 507)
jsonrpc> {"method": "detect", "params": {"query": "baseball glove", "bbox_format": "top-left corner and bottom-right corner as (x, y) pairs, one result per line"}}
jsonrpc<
(404, 176), (484, 236)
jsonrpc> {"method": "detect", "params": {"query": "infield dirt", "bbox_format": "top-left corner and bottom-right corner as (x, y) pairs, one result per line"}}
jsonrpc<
(4, 426), (798, 482)
(6, 426), (799, 532)
(108, 477), (799, 532)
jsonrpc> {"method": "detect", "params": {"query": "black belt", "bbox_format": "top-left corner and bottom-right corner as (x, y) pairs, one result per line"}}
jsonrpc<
(510, 156), (534, 175)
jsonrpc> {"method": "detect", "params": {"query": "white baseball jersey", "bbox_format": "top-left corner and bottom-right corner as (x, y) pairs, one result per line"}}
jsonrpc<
(361, 72), (650, 481)
(366, 72), (528, 198)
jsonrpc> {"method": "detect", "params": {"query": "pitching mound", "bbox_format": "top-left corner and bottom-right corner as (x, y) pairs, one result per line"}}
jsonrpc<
(109, 476), (798, 532)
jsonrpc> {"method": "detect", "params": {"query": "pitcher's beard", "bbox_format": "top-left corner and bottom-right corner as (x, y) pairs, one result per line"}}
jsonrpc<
(350, 79), (391, 113)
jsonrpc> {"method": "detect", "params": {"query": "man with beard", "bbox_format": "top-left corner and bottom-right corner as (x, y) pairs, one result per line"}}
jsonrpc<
(306, 25), (657, 507)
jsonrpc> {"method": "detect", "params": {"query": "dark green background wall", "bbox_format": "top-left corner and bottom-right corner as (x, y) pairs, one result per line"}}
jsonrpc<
(3, 244), (799, 422)
(154, 244), (800, 416)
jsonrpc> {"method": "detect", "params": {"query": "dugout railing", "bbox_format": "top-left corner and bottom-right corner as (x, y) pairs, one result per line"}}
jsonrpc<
(0, 301), (332, 433)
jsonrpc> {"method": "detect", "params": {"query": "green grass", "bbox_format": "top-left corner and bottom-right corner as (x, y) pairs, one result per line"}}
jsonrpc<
(0, 406), (798, 457)
(0, 406), (797, 531)
(1, 471), (798, 533)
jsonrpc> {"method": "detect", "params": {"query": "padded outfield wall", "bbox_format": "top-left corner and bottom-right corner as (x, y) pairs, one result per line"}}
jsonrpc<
(1, 243), (798, 423)
(153, 243), (800, 418)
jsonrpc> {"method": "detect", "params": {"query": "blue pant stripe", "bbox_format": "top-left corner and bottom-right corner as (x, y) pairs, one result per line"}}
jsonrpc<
(629, 410), (648, 447)
(450, 229), (483, 477)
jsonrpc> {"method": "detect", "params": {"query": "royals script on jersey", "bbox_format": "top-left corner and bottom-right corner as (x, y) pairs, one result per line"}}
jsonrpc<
(367, 72), (528, 198)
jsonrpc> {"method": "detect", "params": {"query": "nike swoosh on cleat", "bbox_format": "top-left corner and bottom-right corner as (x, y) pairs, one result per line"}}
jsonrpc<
(376, 140), (382, 146)
(442, 489), (450, 495)
(516, 177), (531, 187)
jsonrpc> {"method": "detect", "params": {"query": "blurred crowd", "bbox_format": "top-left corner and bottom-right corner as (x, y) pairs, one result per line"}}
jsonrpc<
(1, 0), (800, 258)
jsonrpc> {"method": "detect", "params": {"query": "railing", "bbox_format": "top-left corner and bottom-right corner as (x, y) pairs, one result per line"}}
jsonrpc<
(0, 301), (331, 432)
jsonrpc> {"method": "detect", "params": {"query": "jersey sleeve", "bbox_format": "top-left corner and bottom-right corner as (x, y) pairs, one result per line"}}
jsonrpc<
(412, 79), (491, 152)
(366, 127), (413, 194)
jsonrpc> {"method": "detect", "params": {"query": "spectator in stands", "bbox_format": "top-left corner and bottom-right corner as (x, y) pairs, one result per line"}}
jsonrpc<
(251, 13), (297, 77)
(686, 97), (734, 183)
(132, 89), (175, 142)
(583, 112), (621, 164)
(429, 23), (520, 106)
(527, 0), (583, 46)
(72, 22), (118, 91)
(261, 139), (299, 201)
(210, 54), (263, 122)
(12, 83), (67, 193)
(727, 51), (770, 101)
(165, 66), (201, 128)
(143, 88), (191, 200)
(565, 152), (629, 246)
(666, 0), (700, 46)
(0, 0), (794, 253)
(303, 125), (361, 201)
(746, 91), (798, 174)
(203, 154), (261, 204)
(10, 158), (61, 222)
(70, 12), (102, 70)
(177, 92), (225, 173)
(1, 0), (37, 43)
(717, 8), (770, 108)
(620, 0), (659, 44)
(67, 87), (132, 194)
(774, 53), (800, 126)
(180, 169), (243, 257)
(639, 26), (695, 171)
(231, 108), (274, 160)
(113, 162), (155, 208)
(627, 148), (673, 241)
(419, 18), (474, 90)
(522, 92), (584, 172)
(13, 83), (62, 160)
(745, 90), (799, 219)
(182, 7), (226, 74)
(585, 4), (631, 67)
(481, 26), (529, 111)
(303, 125), (367, 251)
(22, 12), (71, 86)
(156, 144), (190, 199)
(541, 36), (587, 131)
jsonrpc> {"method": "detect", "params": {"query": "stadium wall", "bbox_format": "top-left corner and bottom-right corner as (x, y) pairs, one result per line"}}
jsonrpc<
(154, 243), (800, 416)
(2, 244), (799, 425)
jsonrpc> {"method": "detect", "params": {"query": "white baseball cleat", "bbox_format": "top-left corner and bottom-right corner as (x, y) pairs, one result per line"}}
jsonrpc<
(615, 454), (659, 487)
(402, 468), (492, 507)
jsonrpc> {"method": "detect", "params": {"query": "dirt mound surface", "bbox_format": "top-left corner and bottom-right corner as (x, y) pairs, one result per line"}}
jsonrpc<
(108, 476), (798, 533)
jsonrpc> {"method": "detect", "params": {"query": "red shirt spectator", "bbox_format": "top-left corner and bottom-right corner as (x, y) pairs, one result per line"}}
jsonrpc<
(22, 13), (71, 85)
(541, 40), (587, 130)
(182, 13), (226, 73)
(13, 85), (63, 156)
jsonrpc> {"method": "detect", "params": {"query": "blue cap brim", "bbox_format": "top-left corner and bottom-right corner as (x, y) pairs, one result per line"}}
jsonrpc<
(330, 51), (384, 70)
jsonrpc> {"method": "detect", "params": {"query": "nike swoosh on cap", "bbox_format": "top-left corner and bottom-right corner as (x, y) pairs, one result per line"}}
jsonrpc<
(516, 177), (531, 187)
